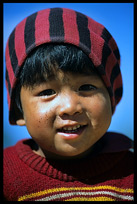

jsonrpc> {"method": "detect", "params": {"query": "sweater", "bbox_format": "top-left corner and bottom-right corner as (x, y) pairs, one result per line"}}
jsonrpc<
(3, 132), (134, 201)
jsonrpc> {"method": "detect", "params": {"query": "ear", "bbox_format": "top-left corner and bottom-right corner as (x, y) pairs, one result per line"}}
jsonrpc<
(16, 119), (26, 126)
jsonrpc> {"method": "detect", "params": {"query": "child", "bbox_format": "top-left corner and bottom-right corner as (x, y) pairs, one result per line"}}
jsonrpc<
(4, 7), (134, 201)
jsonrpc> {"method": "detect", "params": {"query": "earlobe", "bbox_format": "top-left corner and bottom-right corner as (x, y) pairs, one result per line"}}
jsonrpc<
(16, 119), (26, 126)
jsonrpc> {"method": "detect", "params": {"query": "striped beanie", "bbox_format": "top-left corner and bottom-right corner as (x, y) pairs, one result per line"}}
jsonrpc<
(5, 7), (123, 125)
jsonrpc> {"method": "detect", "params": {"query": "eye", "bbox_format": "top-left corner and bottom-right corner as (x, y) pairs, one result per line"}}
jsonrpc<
(79, 84), (97, 91)
(38, 89), (56, 97)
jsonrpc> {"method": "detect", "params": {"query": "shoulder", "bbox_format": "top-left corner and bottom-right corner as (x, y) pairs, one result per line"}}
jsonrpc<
(3, 139), (34, 200)
(4, 140), (23, 173)
(4, 139), (34, 177)
(4, 138), (35, 165)
(4, 144), (18, 163)
(99, 131), (134, 154)
(98, 132), (134, 177)
(4, 139), (25, 160)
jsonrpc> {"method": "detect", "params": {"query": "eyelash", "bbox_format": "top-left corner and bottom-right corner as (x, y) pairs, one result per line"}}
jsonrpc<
(79, 84), (97, 91)
(38, 89), (56, 97)
(38, 84), (97, 97)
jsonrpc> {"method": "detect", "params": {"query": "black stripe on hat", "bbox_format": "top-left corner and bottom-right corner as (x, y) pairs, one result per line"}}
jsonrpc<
(101, 28), (112, 70)
(114, 48), (120, 61)
(24, 12), (37, 53)
(76, 11), (91, 54)
(102, 27), (120, 62)
(49, 8), (64, 39)
(6, 69), (11, 95)
(96, 64), (106, 75)
(101, 27), (112, 43)
(101, 42), (111, 69)
(107, 86), (114, 98)
(8, 28), (18, 74)
(110, 63), (120, 86)
(115, 87), (123, 101)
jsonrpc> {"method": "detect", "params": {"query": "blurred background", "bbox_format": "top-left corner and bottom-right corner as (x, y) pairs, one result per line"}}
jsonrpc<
(3, 3), (134, 148)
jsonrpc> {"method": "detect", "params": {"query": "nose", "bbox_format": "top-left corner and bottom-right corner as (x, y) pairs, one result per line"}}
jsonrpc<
(57, 91), (83, 117)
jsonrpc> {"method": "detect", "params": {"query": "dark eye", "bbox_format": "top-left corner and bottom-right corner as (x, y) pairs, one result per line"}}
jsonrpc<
(38, 89), (56, 97)
(79, 84), (97, 91)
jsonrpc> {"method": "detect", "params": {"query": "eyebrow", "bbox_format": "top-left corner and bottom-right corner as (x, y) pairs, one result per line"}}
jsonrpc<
(47, 71), (99, 83)
(29, 69), (100, 90)
(76, 71), (100, 81)
(45, 74), (56, 81)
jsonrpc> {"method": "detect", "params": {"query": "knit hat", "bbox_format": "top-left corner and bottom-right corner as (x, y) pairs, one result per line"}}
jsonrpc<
(5, 7), (123, 125)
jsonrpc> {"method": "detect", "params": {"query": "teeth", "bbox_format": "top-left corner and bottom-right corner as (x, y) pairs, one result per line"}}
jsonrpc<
(63, 125), (81, 131)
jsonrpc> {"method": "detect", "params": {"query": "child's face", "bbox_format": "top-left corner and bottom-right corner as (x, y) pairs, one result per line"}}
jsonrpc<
(17, 70), (112, 159)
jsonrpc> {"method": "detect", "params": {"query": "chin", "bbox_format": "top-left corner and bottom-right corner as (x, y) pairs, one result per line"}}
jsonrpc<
(56, 145), (92, 159)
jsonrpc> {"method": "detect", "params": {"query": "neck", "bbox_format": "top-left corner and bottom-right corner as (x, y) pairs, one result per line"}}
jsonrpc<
(32, 139), (103, 161)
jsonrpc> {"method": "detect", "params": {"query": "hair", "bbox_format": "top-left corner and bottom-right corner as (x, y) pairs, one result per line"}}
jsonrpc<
(15, 43), (97, 117)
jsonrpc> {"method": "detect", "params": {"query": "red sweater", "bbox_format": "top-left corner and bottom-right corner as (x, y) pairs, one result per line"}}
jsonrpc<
(3, 132), (134, 201)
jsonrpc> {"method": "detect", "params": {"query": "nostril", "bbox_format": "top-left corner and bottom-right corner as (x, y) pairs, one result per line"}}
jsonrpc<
(57, 103), (83, 117)
(59, 112), (82, 119)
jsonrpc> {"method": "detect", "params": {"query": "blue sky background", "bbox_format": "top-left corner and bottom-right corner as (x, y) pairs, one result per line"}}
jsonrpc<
(3, 3), (134, 148)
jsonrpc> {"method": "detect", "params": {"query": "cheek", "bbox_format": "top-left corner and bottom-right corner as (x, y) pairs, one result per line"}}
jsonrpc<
(24, 106), (57, 153)
(87, 93), (112, 130)
(23, 102), (55, 136)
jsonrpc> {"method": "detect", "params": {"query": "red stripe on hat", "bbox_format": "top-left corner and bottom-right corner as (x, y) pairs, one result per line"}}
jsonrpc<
(15, 18), (27, 67)
(88, 17), (104, 36)
(90, 32), (104, 65)
(101, 74), (111, 88)
(63, 8), (79, 46)
(105, 52), (117, 80)
(89, 52), (101, 67)
(88, 18), (104, 66)
(35, 9), (50, 46)
(108, 37), (118, 52)
(5, 41), (15, 88)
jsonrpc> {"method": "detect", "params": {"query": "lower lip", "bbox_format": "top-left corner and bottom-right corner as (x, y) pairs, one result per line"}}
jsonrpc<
(57, 126), (87, 140)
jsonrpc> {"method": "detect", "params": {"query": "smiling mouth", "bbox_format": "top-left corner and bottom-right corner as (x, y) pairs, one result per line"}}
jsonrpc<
(57, 125), (87, 134)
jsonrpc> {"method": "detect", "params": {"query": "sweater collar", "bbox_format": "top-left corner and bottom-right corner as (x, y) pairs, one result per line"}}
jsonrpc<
(15, 132), (133, 182)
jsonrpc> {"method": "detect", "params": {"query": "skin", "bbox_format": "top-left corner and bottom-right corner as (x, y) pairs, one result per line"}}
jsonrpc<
(17, 70), (112, 160)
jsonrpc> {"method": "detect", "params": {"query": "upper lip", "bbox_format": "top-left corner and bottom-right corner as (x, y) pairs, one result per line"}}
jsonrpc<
(57, 123), (87, 131)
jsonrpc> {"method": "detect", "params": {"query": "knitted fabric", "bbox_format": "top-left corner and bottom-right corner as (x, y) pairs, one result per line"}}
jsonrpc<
(5, 7), (123, 124)
(3, 132), (134, 201)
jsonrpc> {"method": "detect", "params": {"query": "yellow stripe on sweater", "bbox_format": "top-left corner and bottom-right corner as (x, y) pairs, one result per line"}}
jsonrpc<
(18, 185), (133, 201)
